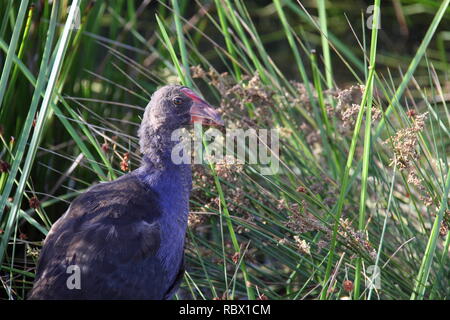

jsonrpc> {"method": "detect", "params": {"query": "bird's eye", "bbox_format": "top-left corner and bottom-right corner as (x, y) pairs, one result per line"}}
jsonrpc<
(173, 97), (183, 105)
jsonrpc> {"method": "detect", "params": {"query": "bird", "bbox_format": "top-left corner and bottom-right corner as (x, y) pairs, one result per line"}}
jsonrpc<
(28, 85), (223, 300)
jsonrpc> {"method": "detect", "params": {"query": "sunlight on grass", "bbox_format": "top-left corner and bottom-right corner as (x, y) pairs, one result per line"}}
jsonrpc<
(0, 0), (449, 300)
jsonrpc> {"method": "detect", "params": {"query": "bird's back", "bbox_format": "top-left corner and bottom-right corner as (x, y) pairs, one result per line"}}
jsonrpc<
(28, 173), (184, 300)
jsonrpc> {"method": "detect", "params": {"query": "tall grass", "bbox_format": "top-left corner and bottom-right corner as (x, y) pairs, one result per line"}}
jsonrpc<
(0, 0), (449, 300)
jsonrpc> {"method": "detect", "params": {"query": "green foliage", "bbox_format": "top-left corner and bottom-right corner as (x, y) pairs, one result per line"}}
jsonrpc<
(0, 0), (449, 300)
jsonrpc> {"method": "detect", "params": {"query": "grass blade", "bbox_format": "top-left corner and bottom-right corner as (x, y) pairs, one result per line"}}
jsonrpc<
(0, 0), (29, 110)
(375, 0), (450, 137)
(354, 0), (380, 300)
(0, 0), (80, 266)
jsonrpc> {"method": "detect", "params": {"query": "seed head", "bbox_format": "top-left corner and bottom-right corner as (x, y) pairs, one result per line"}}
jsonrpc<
(29, 197), (40, 209)
(343, 280), (354, 292)
(0, 160), (10, 173)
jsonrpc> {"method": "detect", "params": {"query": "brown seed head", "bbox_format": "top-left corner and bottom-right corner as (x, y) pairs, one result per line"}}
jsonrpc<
(29, 197), (40, 209)
(0, 160), (10, 173)
(343, 280), (354, 292)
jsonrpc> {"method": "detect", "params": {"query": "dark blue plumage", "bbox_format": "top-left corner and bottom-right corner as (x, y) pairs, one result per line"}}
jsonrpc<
(28, 85), (222, 300)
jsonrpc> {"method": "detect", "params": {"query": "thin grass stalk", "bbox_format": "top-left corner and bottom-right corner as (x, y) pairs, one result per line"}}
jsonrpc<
(156, 14), (188, 85)
(320, 66), (376, 300)
(4, 3), (34, 105)
(436, 31), (450, 71)
(0, 0), (29, 110)
(0, 39), (37, 85)
(411, 167), (450, 299)
(287, 0), (365, 73)
(0, 0), (79, 266)
(0, 133), (53, 231)
(354, 0), (380, 300)
(221, 0), (267, 83)
(203, 133), (255, 300)
(0, 0), (14, 38)
(187, 228), (218, 298)
(272, 0), (317, 114)
(0, 1), (59, 223)
(171, 0), (192, 87)
(310, 51), (340, 178)
(214, 0), (241, 80)
(368, 163), (397, 300)
(375, 0), (450, 137)
(232, 0), (282, 86)
(195, 126), (255, 299)
(429, 229), (449, 299)
(316, 0), (333, 90)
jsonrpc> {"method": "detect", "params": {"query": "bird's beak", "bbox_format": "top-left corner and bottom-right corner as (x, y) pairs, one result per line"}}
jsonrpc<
(190, 102), (224, 126)
(181, 88), (224, 126)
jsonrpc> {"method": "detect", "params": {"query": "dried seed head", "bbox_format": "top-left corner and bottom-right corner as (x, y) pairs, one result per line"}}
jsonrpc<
(258, 293), (269, 300)
(343, 280), (354, 292)
(188, 212), (206, 229)
(440, 223), (448, 238)
(385, 112), (428, 171)
(406, 109), (416, 118)
(26, 246), (40, 258)
(232, 252), (240, 264)
(101, 142), (110, 153)
(120, 152), (130, 172)
(29, 197), (40, 209)
(191, 65), (207, 78)
(293, 236), (311, 255)
(0, 160), (10, 173)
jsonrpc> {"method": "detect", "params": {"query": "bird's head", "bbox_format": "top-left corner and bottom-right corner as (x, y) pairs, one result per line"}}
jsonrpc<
(144, 85), (223, 131)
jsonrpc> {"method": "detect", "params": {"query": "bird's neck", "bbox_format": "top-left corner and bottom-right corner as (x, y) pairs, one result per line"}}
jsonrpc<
(136, 123), (192, 211)
(137, 157), (192, 196)
(139, 124), (177, 169)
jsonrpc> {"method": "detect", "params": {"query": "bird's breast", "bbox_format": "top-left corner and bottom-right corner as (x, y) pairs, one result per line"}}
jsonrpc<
(134, 163), (191, 280)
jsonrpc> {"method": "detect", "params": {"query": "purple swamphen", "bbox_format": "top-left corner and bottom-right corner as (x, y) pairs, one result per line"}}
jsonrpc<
(28, 85), (223, 299)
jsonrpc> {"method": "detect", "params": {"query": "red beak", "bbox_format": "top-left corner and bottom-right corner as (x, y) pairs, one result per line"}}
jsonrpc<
(181, 88), (224, 126)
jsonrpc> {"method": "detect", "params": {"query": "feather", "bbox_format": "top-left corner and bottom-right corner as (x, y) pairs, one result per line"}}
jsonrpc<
(29, 174), (181, 300)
